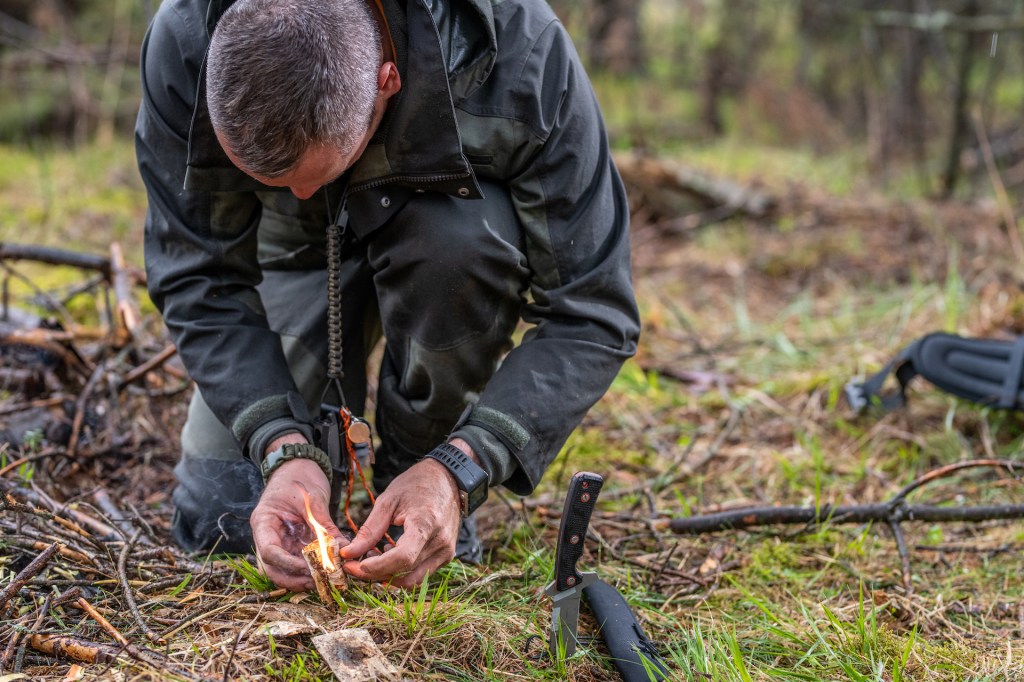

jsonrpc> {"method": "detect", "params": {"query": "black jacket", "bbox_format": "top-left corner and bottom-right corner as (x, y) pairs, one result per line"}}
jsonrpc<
(135, 0), (639, 493)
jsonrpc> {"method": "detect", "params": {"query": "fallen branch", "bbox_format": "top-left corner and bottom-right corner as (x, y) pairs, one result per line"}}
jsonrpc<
(73, 596), (131, 647)
(667, 459), (1024, 592)
(667, 501), (1024, 534)
(615, 151), (776, 228)
(0, 242), (144, 283)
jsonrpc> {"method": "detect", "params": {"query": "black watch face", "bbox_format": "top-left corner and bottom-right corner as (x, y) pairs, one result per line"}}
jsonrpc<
(468, 482), (488, 512)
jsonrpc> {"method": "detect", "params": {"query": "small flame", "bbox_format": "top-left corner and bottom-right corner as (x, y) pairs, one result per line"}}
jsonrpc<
(302, 489), (336, 572)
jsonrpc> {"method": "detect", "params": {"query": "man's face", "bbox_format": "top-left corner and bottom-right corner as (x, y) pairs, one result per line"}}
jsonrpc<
(218, 129), (374, 200)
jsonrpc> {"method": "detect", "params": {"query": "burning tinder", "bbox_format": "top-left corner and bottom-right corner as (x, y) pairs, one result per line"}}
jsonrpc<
(300, 490), (349, 603)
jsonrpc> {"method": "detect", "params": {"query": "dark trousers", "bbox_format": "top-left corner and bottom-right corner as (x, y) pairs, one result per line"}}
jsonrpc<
(171, 182), (527, 553)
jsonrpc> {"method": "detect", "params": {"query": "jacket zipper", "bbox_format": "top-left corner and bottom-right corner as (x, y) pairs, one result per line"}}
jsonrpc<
(348, 170), (472, 194)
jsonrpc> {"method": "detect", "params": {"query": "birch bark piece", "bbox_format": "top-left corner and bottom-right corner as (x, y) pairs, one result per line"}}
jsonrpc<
(311, 628), (399, 682)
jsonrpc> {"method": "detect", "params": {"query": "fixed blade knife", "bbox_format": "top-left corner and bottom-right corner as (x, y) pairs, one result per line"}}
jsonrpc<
(544, 471), (604, 658)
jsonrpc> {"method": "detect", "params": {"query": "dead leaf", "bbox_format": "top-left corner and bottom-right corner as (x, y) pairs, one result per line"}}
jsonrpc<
(249, 620), (318, 641)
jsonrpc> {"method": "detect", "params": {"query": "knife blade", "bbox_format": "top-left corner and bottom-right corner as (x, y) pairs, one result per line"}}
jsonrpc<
(544, 471), (604, 658)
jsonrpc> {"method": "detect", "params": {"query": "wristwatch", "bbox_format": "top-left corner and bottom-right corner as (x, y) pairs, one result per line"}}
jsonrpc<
(261, 442), (332, 484)
(423, 442), (488, 517)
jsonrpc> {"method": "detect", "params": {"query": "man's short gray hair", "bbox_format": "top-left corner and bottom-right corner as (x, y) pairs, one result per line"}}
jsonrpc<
(207, 0), (382, 178)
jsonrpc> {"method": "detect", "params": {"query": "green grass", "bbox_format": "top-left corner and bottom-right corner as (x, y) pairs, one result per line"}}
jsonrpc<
(0, 139), (146, 257)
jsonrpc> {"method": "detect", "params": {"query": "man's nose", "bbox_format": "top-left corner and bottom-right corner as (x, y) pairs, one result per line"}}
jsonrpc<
(290, 185), (319, 200)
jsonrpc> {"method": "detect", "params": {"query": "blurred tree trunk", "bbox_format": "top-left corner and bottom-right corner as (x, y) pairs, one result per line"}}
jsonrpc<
(0, 0), (75, 33)
(897, 0), (930, 194)
(939, 0), (981, 199)
(699, 0), (766, 137)
(585, 0), (644, 75)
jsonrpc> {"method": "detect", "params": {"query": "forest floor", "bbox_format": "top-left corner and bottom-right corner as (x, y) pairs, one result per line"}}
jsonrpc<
(1, 140), (1024, 681)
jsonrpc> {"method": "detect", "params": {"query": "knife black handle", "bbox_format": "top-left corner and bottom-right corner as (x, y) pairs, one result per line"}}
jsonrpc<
(553, 471), (603, 592)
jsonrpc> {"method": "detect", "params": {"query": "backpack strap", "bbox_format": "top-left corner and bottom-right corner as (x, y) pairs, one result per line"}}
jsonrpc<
(847, 333), (1024, 414)
(845, 340), (922, 413)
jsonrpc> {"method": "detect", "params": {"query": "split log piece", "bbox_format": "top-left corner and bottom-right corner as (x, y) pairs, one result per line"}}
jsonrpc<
(302, 536), (349, 603)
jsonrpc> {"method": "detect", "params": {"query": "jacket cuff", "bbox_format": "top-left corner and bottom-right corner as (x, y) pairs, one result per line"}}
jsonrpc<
(450, 405), (535, 494)
(246, 417), (315, 468)
(231, 390), (313, 458)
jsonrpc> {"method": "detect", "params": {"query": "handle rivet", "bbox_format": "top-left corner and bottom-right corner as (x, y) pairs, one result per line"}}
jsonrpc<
(570, 534), (580, 545)
(581, 493), (590, 503)
(566, 576), (576, 586)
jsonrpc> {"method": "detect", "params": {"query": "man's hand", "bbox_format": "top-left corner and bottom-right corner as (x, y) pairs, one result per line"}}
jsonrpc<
(339, 440), (476, 588)
(250, 440), (343, 592)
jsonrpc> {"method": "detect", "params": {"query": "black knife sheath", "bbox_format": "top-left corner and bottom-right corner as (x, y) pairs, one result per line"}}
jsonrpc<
(583, 579), (670, 681)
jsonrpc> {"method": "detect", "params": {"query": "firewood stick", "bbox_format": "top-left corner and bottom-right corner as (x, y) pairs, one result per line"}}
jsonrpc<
(109, 242), (142, 344)
(27, 633), (123, 665)
(117, 530), (167, 645)
(27, 540), (93, 565)
(74, 597), (129, 647)
(0, 542), (61, 610)
(120, 343), (177, 388)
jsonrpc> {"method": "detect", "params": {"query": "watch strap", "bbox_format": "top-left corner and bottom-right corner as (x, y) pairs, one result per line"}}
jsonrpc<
(424, 442), (488, 517)
(261, 443), (333, 484)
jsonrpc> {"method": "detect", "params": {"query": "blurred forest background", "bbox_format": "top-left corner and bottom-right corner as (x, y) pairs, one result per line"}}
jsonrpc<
(2, 0), (1024, 202)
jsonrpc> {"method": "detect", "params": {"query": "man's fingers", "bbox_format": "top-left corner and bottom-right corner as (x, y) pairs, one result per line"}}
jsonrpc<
(342, 522), (441, 583)
(339, 499), (395, 559)
(343, 539), (419, 581)
(257, 543), (314, 592)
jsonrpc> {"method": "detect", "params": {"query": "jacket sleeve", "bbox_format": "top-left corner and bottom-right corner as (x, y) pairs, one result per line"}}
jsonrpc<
(135, 4), (312, 456)
(451, 19), (640, 494)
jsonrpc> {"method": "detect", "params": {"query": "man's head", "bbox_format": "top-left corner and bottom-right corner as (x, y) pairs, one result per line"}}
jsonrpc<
(207, 0), (399, 196)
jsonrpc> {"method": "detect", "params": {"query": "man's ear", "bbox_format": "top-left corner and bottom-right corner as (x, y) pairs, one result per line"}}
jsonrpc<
(377, 62), (401, 100)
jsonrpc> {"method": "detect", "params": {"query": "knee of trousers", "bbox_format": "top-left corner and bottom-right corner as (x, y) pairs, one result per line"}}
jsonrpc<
(171, 455), (262, 553)
(174, 386), (264, 554)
